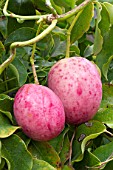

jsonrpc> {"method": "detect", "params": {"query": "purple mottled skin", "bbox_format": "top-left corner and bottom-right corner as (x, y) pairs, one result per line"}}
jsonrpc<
(13, 84), (65, 141)
(48, 57), (102, 125)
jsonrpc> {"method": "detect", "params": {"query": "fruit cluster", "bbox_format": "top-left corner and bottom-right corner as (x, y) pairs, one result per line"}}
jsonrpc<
(13, 57), (102, 141)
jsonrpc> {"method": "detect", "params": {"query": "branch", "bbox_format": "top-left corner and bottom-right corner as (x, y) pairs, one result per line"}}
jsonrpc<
(58, 0), (94, 21)
(45, 0), (57, 16)
(3, 0), (48, 21)
(3, 0), (94, 23)
(30, 22), (43, 85)
(0, 19), (57, 75)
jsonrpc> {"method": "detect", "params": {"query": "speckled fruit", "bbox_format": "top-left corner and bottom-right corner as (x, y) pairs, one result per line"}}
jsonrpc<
(48, 57), (102, 125)
(13, 84), (65, 141)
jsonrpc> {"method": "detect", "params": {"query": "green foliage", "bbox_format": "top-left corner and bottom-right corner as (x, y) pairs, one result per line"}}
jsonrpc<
(0, 0), (113, 169)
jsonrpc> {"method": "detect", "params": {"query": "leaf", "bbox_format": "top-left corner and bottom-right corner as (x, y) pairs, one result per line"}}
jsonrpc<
(84, 45), (94, 57)
(72, 120), (106, 162)
(50, 0), (63, 14)
(87, 149), (101, 168)
(7, 0), (35, 34)
(5, 27), (36, 46)
(104, 2), (113, 24)
(100, 84), (113, 108)
(0, 16), (7, 38)
(29, 140), (61, 169)
(93, 2), (103, 55)
(12, 58), (28, 87)
(9, 64), (19, 85)
(94, 108), (113, 129)
(98, 4), (110, 37)
(0, 41), (5, 57)
(70, 3), (94, 44)
(96, 26), (113, 70)
(104, 160), (113, 170)
(87, 141), (113, 168)
(1, 134), (33, 170)
(94, 84), (113, 128)
(102, 55), (113, 81)
(32, 159), (56, 170)
(62, 165), (74, 170)
(49, 127), (69, 154)
(59, 134), (70, 164)
(0, 113), (19, 138)
(0, 94), (14, 122)
(51, 36), (66, 57)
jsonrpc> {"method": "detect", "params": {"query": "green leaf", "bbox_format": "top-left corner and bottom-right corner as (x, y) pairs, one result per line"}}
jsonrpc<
(98, 4), (110, 37)
(0, 41), (5, 57)
(0, 16), (7, 38)
(93, 2), (103, 55)
(100, 84), (113, 108)
(50, 0), (63, 14)
(87, 149), (101, 168)
(0, 113), (19, 138)
(51, 36), (66, 57)
(94, 108), (113, 129)
(7, 0), (35, 34)
(29, 141), (61, 169)
(96, 26), (113, 70)
(9, 64), (19, 85)
(12, 58), (28, 87)
(5, 27), (36, 46)
(104, 160), (113, 170)
(32, 159), (56, 170)
(73, 120), (106, 162)
(84, 45), (93, 57)
(88, 141), (113, 168)
(94, 84), (113, 128)
(0, 94), (14, 122)
(70, 3), (94, 44)
(62, 165), (74, 170)
(102, 55), (113, 81)
(1, 134), (33, 170)
(104, 2), (113, 24)
(49, 127), (69, 154)
(59, 134), (70, 164)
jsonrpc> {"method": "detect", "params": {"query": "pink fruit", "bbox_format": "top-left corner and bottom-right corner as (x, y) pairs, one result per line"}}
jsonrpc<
(48, 57), (102, 125)
(13, 84), (65, 141)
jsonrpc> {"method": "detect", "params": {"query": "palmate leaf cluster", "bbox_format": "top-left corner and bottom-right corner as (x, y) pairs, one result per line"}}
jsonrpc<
(0, 0), (113, 169)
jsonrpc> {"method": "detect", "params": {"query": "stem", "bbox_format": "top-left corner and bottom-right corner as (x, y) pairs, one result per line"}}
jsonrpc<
(66, 31), (70, 58)
(58, 0), (94, 21)
(30, 22), (43, 84)
(46, 0), (57, 16)
(0, 48), (16, 74)
(69, 131), (76, 166)
(10, 19), (57, 48)
(65, 10), (82, 58)
(0, 19), (57, 75)
(3, 0), (48, 21)
(3, 0), (94, 22)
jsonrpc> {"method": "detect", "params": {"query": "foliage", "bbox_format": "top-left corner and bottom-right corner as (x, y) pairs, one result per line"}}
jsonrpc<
(0, 0), (113, 169)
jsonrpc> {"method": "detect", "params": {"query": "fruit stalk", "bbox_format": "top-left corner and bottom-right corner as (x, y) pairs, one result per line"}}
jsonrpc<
(30, 21), (43, 84)
(66, 11), (82, 58)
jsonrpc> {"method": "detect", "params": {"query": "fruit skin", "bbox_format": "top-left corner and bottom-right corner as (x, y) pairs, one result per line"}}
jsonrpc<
(13, 84), (65, 141)
(48, 57), (102, 125)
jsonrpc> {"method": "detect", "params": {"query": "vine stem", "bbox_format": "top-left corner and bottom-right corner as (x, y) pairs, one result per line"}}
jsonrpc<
(30, 21), (43, 84)
(45, 0), (57, 16)
(3, 0), (94, 22)
(65, 9), (82, 58)
(58, 0), (94, 21)
(0, 19), (57, 75)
